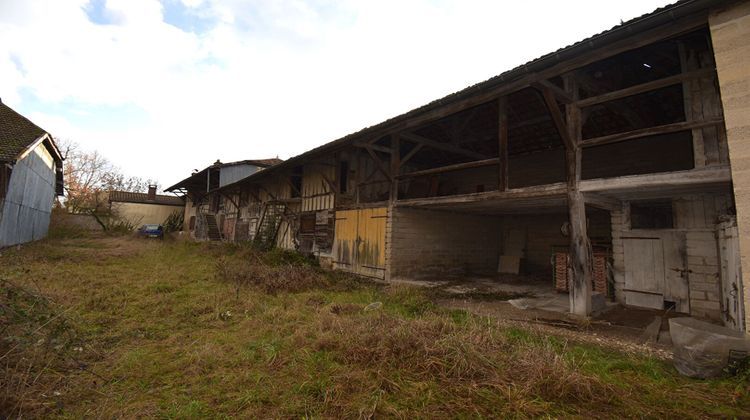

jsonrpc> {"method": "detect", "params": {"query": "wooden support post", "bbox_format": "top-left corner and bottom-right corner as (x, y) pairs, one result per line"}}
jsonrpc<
(562, 74), (593, 317)
(391, 133), (400, 201)
(498, 96), (509, 191)
(678, 41), (707, 168)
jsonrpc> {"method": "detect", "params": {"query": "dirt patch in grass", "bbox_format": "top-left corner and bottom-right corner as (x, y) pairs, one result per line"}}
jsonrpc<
(0, 234), (748, 418)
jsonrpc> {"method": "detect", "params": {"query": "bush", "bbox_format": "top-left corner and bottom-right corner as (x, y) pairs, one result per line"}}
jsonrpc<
(162, 211), (184, 233)
(215, 253), (328, 297)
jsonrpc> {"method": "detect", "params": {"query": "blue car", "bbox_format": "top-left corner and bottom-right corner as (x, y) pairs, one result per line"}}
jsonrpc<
(138, 224), (164, 239)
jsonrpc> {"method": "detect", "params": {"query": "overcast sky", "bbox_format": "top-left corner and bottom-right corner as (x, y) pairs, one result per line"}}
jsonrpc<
(0, 0), (673, 190)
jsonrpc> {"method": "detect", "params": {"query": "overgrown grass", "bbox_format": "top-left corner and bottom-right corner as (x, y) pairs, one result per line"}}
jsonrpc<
(0, 234), (747, 418)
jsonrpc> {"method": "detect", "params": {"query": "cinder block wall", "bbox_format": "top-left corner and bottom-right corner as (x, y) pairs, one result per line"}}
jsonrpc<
(389, 207), (501, 279)
(710, 1), (750, 331)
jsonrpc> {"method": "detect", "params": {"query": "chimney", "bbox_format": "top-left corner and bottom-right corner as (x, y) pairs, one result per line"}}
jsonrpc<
(147, 185), (157, 201)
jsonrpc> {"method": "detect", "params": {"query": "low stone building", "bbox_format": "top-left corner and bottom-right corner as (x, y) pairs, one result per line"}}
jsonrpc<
(108, 186), (184, 227)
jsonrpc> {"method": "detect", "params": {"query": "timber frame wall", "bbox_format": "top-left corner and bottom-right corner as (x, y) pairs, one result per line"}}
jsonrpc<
(172, 0), (748, 322)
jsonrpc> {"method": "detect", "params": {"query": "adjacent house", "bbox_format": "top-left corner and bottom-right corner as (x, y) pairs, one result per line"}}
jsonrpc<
(0, 101), (64, 248)
(165, 158), (283, 240)
(167, 0), (750, 332)
(108, 185), (184, 226)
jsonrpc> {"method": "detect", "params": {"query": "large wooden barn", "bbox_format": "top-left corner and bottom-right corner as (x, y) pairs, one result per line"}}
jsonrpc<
(167, 0), (750, 330)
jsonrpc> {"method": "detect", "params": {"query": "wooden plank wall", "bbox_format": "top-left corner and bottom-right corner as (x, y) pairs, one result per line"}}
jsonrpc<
(301, 162), (335, 212)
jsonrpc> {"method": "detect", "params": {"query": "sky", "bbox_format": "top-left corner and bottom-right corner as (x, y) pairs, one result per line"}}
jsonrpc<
(0, 0), (675, 190)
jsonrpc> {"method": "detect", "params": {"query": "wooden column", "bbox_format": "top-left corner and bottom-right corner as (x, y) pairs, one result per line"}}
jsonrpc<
(563, 75), (593, 316)
(498, 96), (509, 191)
(390, 133), (400, 201)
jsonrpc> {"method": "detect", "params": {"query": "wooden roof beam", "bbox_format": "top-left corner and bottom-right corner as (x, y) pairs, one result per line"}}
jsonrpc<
(583, 192), (622, 211)
(396, 157), (499, 179)
(575, 67), (716, 108)
(581, 117), (723, 147)
(400, 132), (489, 160)
(532, 80), (574, 104)
(539, 87), (575, 150)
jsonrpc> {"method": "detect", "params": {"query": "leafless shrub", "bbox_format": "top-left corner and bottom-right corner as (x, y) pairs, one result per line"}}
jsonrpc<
(0, 279), (91, 418)
(214, 254), (329, 297)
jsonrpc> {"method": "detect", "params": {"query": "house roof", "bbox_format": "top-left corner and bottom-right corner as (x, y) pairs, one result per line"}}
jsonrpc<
(215, 0), (722, 193)
(212, 158), (284, 168)
(109, 190), (184, 206)
(165, 157), (283, 192)
(0, 101), (59, 162)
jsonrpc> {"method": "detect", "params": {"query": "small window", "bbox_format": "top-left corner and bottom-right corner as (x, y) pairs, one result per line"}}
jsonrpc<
(630, 201), (673, 229)
(339, 161), (349, 193)
(300, 213), (316, 234)
(189, 216), (196, 230)
(0, 165), (9, 199)
(291, 176), (302, 198)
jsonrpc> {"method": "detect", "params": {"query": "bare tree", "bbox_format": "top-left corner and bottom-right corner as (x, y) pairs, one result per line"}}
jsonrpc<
(57, 139), (157, 216)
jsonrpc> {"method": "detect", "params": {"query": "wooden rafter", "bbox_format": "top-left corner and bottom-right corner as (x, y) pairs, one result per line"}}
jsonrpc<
(539, 87), (575, 150)
(581, 117), (723, 148)
(396, 157), (499, 179)
(400, 132), (488, 160)
(399, 143), (424, 167)
(364, 146), (392, 181)
(532, 80), (573, 103)
(354, 141), (391, 154)
(575, 67), (716, 108)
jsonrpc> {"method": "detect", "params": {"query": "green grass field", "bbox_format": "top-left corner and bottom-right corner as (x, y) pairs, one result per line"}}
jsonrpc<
(1, 233), (748, 418)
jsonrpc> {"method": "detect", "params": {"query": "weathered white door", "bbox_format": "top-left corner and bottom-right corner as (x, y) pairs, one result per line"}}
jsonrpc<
(718, 219), (745, 331)
(623, 238), (666, 309)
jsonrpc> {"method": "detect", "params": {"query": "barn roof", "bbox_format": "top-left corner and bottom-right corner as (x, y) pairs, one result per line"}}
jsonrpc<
(0, 101), (59, 162)
(214, 0), (722, 192)
(165, 157), (284, 193)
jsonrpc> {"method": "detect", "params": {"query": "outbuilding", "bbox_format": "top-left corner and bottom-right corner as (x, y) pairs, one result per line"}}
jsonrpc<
(0, 101), (63, 247)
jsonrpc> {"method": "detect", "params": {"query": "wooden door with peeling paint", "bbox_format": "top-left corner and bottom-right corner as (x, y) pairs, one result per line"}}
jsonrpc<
(333, 207), (387, 279)
(623, 234), (689, 312)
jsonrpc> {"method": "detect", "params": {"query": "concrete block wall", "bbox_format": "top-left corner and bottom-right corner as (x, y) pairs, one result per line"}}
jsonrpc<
(610, 206), (626, 302)
(388, 207), (501, 279)
(686, 230), (721, 319)
(710, 0), (750, 331)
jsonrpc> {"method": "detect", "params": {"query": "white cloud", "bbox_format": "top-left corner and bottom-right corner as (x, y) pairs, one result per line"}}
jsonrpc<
(0, 0), (674, 188)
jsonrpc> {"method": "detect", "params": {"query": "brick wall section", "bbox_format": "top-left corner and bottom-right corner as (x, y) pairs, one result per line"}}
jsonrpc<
(553, 252), (608, 295)
(389, 207), (501, 279)
(710, 1), (750, 331)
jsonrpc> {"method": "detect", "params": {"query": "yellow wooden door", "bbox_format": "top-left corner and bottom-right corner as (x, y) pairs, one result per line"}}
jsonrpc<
(333, 209), (358, 271)
(332, 207), (387, 279)
(356, 207), (387, 279)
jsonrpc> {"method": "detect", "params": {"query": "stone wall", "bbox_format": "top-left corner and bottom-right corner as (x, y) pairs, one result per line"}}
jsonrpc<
(710, 0), (750, 331)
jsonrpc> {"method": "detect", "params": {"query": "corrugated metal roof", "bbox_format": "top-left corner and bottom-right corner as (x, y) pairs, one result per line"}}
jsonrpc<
(109, 190), (184, 206)
(0, 101), (49, 162)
